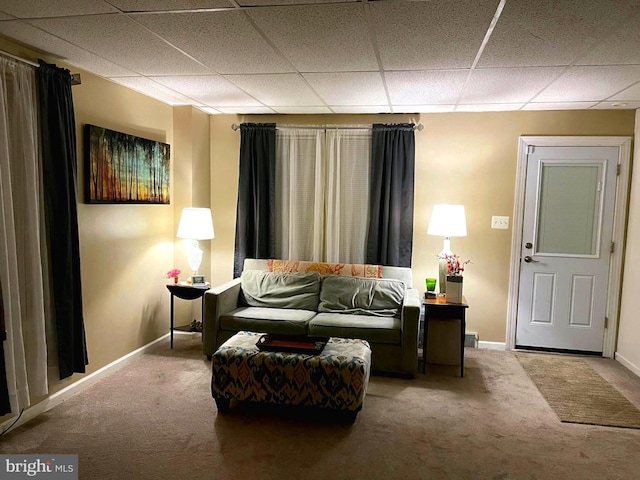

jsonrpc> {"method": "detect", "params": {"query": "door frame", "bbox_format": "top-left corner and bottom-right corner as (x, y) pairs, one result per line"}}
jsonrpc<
(506, 136), (632, 357)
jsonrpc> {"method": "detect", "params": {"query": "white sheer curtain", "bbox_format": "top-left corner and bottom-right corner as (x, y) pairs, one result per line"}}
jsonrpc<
(0, 56), (48, 413)
(275, 127), (371, 263)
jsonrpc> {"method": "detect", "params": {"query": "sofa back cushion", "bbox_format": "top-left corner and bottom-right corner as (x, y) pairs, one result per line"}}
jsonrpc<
(240, 270), (321, 310)
(318, 276), (405, 317)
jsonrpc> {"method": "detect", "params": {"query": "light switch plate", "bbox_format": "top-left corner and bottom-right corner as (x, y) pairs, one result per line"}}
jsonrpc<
(491, 216), (509, 229)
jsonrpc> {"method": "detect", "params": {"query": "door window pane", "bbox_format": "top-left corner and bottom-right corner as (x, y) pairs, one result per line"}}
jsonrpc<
(536, 163), (601, 255)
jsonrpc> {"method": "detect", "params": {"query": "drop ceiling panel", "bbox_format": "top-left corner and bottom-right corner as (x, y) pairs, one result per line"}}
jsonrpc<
(534, 65), (640, 102)
(225, 74), (321, 106)
(478, 0), (640, 68)
(107, 0), (233, 12)
(461, 67), (565, 104)
(248, 4), (378, 72)
(110, 76), (195, 104)
(216, 106), (276, 114)
(331, 106), (391, 114)
(392, 105), (455, 113)
(386, 70), (468, 105)
(303, 72), (387, 106)
(371, 0), (499, 70)
(578, 16), (640, 66)
(0, 20), (137, 77)
(29, 14), (212, 76)
(133, 11), (293, 74)
(522, 102), (598, 110)
(609, 81), (640, 101)
(592, 101), (640, 109)
(456, 103), (523, 112)
(272, 106), (332, 114)
(0, 0), (117, 18)
(151, 75), (264, 106)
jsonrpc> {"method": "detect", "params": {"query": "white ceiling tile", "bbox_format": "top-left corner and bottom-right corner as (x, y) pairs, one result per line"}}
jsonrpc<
(134, 11), (293, 74)
(522, 102), (598, 111)
(224, 74), (321, 106)
(0, 20), (137, 77)
(461, 67), (565, 104)
(392, 105), (455, 113)
(216, 106), (276, 114)
(479, 0), (640, 68)
(29, 14), (212, 76)
(456, 103), (523, 112)
(151, 75), (263, 106)
(579, 16), (640, 66)
(110, 76), (195, 104)
(591, 101), (640, 110)
(371, 0), (499, 70)
(303, 72), (387, 106)
(0, 0), (117, 18)
(386, 70), (468, 105)
(272, 106), (332, 114)
(248, 4), (378, 72)
(108, 0), (233, 12)
(330, 106), (391, 114)
(534, 65), (640, 102)
(609, 81), (640, 101)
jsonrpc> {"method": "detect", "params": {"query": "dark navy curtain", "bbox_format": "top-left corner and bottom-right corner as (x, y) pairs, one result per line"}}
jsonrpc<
(366, 124), (416, 267)
(233, 123), (276, 278)
(37, 59), (88, 380)
(0, 279), (9, 415)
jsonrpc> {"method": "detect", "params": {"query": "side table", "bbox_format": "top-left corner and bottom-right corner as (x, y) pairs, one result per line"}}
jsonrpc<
(166, 283), (210, 349)
(422, 296), (469, 377)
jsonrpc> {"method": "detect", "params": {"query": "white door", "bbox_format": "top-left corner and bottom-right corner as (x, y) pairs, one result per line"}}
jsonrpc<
(515, 145), (619, 353)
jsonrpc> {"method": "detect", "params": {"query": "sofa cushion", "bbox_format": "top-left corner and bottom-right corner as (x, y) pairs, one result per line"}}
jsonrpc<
(308, 313), (401, 345)
(240, 270), (321, 310)
(220, 307), (315, 336)
(318, 276), (405, 317)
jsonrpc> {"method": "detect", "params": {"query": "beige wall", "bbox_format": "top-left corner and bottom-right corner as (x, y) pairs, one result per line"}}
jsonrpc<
(616, 109), (640, 375)
(208, 110), (635, 344)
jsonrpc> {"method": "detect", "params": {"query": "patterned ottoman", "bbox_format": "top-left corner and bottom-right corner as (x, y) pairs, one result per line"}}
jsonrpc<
(211, 331), (371, 422)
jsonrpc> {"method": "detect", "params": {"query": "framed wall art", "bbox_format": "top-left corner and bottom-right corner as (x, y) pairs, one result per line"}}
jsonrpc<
(84, 124), (170, 204)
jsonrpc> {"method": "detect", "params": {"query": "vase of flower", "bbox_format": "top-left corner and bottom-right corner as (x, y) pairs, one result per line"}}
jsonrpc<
(166, 268), (181, 284)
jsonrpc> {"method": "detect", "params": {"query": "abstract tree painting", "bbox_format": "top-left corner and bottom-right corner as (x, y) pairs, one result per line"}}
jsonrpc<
(84, 124), (170, 204)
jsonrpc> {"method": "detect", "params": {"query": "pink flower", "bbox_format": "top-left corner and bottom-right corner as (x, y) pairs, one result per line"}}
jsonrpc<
(165, 269), (181, 279)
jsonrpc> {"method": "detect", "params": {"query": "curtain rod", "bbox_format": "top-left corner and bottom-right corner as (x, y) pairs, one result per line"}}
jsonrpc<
(0, 49), (39, 67)
(231, 123), (424, 132)
(0, 50), (82, 84)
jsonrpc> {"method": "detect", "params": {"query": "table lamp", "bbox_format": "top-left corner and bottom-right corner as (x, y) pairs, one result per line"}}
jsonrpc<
(427, 204), (467, 294)
(177, 207), (214, 281)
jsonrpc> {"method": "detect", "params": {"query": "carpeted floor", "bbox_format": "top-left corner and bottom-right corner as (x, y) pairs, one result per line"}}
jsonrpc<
(517, 353), (640, 429)
(2, 336), (640, 479)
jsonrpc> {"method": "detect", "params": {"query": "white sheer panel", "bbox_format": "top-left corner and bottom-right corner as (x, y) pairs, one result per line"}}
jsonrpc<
(0, 57), (48, 414)
(325, 129), (370, 263)
(275, 129), (325, 261)
(275, 127), (371, 263)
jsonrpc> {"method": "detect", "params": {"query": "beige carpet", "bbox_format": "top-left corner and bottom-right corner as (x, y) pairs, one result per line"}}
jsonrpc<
(2, 337), (640, 479)
(517, 352), (640, 429)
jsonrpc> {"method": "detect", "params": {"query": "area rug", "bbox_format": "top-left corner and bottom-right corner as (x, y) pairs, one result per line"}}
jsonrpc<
(516, 353), (640, 429)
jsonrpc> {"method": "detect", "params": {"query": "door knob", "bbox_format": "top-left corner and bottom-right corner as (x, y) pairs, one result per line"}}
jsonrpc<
(524, 256), (539, 263)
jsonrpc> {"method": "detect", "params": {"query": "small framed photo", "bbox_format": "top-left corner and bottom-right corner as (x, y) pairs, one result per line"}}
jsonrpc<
(191, 275), (205, 285)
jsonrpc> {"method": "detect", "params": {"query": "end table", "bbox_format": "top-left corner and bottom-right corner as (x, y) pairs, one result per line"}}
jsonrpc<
(166, 283), (209, 348)
(422, 296), (469, 377)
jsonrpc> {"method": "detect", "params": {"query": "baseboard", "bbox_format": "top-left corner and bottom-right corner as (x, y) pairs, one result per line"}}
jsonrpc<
(1, 333), (170, 435)
(614, 352), (640, 378)
(478, 341), (506, 350)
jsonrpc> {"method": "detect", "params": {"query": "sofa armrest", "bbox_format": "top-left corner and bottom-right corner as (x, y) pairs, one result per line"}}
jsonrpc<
(203, 278), (242, 356)
(400, 287), (421, 377)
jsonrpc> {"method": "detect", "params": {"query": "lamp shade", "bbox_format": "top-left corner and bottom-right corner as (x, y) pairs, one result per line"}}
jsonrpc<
(427, 204), (467, 237)
(177, 208), (215, 240)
